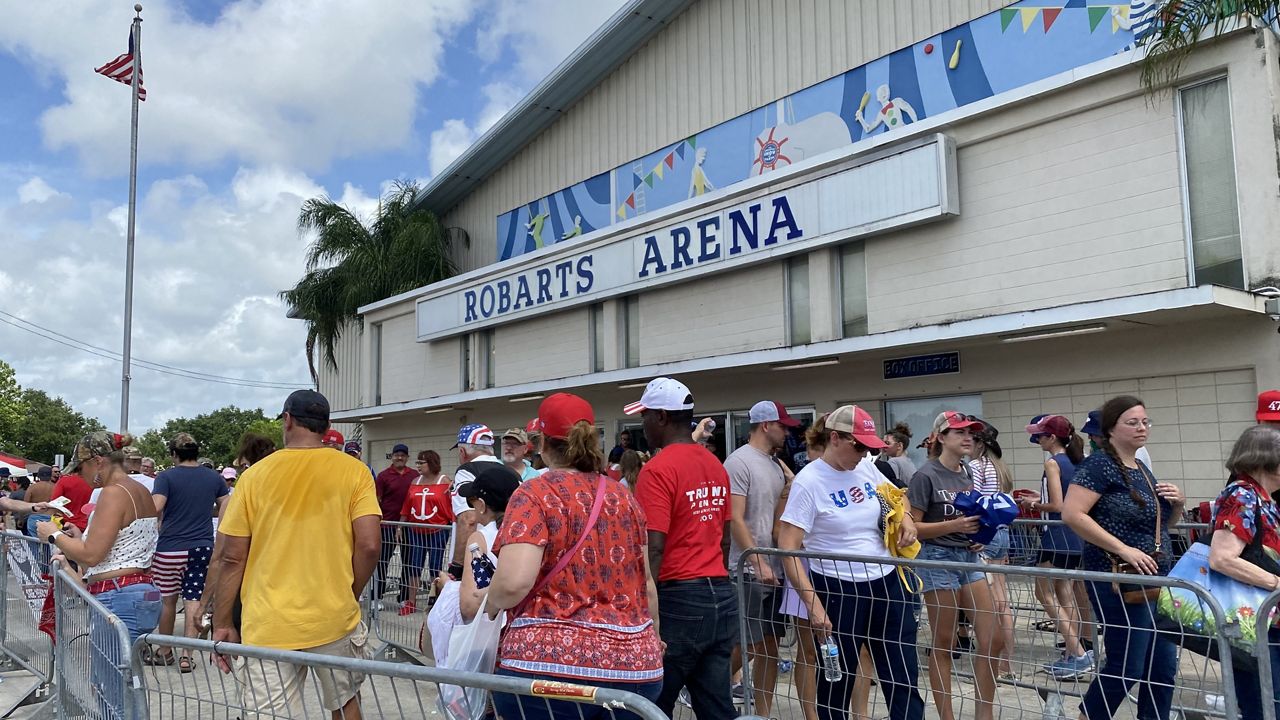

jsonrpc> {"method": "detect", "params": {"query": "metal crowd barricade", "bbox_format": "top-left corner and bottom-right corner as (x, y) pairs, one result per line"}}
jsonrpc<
(133, 632), (669, 720)
(1254, 588), (1280, 720)
(371, 520), (452, 660)
(737, 547), (1240, 720)
(53, 561), (141, 720)
(1007, 518), (1210, 568)
(0, 530), (54, 686)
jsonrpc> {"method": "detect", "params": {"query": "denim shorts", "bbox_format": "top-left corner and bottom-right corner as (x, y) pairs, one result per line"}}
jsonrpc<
(917, 543), (985, 593)
(979, 527), (1010, 562)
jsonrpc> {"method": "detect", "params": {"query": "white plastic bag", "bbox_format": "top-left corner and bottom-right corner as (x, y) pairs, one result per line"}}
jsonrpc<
(425, 580), (463, 664)
(438, 594), (505, 720)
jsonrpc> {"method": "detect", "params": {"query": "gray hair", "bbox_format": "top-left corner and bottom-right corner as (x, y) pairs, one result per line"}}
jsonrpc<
(459, 443), (494, 457)
(1226, 425), (1280, 477)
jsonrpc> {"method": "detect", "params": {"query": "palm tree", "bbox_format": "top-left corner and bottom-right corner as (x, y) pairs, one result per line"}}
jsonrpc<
(1139, 1), (1280, 92)
(282, 180), (467, 384)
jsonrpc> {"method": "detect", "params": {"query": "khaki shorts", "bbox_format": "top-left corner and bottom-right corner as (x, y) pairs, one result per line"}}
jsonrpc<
(235, 622), (371, 715)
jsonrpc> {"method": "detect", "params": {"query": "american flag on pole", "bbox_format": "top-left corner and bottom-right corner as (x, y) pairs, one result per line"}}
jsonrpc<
(94, 28), (146, 101)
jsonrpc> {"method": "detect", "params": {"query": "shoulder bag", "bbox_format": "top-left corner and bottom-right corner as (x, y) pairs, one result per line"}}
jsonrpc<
(1107, 462), (1167, 603)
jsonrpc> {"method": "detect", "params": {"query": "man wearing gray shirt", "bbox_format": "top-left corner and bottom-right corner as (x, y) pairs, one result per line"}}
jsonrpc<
(726, 400), (799, 717)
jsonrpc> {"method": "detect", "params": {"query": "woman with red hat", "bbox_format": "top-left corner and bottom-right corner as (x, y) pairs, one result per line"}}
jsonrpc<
(485, 393), (663, 719)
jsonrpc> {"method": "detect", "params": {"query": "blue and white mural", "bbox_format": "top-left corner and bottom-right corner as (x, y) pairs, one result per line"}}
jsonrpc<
(496, 0), (1152, 261)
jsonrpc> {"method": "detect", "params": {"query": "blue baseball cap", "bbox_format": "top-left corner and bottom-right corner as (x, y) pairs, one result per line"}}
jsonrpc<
(1028, 414), (1047, 443)
(1081, 410), (1103, 437)
(451, 424), (495, 449)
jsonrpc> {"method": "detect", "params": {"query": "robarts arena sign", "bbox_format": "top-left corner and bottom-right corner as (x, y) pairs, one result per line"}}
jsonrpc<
(415, 134), (958, 342)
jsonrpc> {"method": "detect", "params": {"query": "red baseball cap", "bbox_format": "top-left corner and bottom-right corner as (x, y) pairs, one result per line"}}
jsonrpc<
(1258, 390), (1280, 422)
(321, 429), (344, 446)
(933, 411), (985, 435)
(538, 393), (596, 440)
(826, 405), (887, 449)
(525, 417), (540, 434)
(1025, 415), (1073, 439)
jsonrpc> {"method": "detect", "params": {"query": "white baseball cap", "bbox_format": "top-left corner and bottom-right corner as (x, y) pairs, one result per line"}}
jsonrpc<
(623, 377), (695, 415)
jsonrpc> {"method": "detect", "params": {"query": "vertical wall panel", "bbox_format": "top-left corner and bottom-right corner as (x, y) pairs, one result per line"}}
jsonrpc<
(442, 0), (1015, 273)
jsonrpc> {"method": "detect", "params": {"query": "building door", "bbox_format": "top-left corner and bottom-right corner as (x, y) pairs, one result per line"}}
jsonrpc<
(885, 394), (983, 471)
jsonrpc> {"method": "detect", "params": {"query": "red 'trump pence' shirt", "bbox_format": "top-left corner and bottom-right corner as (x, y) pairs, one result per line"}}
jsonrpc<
(635, 442), (731, 581)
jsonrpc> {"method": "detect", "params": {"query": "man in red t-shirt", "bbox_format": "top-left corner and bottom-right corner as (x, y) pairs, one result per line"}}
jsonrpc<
(50, 472), (92, 531)
(374, 443), (418, 607)
(628, 377), (737, 720)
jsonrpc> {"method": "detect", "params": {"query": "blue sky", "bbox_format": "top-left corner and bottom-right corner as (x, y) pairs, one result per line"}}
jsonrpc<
(0, 0), (625, 437)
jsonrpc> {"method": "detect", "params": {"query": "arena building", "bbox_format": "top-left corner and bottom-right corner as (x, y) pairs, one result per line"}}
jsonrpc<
(318, 0), (1280, 500)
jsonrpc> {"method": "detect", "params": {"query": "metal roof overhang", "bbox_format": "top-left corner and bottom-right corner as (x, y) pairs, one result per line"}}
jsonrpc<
(412, 0), (696, 217)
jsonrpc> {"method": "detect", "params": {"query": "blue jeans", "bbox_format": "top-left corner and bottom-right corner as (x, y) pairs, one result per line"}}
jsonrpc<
(1235, 626), (1280, 720)
(1080, 581), (1176, 720)
(654, 577), (738, 720)
(403, 530), (448, 579)
(493, 667), (662, 720)
(811, 571), (925, 720)
(92, 581), (162, 720)
(25, 515), (51, 575)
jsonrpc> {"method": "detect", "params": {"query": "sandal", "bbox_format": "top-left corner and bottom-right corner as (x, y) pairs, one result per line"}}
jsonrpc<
(145, 648), (176, 666)
(178, 656), (194, 674)
(1034, 619), (1056, 632)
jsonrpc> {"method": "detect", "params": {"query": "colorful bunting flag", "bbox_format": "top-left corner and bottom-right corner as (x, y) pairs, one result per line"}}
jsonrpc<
(1042, 7), (1062, 31)
(617, 205), (627, 219)
(1019, 7), (1039, 31)
(632, 173), (643, 190)
(625, 194), (635, 209)
(644, 173), (654, 188)
(664, 153), (675, 169)
(1000, 7), (1017, 31)
(686, 136), (697, 149)
(654, 163), (664, 180)
(1088, 5), (1110, 32)
(676, 143), (686, 159)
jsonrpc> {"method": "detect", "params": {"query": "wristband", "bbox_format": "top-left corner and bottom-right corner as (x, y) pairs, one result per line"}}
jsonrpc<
(47, 530), (63, 545)
(447, 561), (464, 581)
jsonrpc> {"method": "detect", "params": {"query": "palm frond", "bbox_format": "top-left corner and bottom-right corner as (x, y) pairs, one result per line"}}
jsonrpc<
(1140, 1), (1276, 93)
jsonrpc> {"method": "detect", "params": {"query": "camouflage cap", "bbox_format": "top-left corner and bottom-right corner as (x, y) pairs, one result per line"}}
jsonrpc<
(122, 445), (142, 460)
(64, 431), (131, 475)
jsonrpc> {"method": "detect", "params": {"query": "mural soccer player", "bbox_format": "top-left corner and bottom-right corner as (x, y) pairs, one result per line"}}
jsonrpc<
(855, 84), (918, 134)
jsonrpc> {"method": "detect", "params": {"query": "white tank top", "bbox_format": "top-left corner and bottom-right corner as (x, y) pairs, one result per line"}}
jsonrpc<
(85, 487), (158, 579)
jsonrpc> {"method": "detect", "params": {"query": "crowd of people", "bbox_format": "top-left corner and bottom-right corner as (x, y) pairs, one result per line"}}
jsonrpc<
(5, 383), (1280, 720)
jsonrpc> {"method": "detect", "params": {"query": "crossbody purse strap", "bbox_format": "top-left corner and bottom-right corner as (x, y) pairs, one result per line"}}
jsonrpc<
(1135, 462), (1162, 554)
(511, 475), (609, 618)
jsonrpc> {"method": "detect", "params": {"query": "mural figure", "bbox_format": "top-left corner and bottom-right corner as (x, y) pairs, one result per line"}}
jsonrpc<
(525, 207), (550, 250)
(1114, 0), (1159, 51)
(752, 98), (851, 175)
(855, 84), (918, 135)
(561, 215), (583, 241)
(687, 147), (715, 199)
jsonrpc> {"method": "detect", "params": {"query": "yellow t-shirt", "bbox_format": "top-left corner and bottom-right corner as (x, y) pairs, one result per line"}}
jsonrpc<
(219, 447), (381, 649)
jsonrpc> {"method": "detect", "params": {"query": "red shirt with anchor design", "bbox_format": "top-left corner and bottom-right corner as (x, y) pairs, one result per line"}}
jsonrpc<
(399, 482), (455, 534)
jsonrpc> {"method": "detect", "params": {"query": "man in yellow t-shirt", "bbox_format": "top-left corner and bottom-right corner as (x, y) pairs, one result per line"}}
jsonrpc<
(213, 390), (382, 720)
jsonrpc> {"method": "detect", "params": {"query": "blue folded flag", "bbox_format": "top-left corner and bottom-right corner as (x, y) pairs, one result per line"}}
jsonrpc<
(952, 491), (1020, 545)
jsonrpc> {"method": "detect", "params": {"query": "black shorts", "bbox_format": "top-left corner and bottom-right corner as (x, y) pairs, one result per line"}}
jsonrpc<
(1038, 550), (1081, 570)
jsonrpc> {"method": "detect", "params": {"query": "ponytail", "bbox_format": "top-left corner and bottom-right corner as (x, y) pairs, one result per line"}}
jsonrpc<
(544, 420), (606, 474)
(1065, 431), (1085, 465)
(887, 422), (912, 449)
(805, 414), (830, 453)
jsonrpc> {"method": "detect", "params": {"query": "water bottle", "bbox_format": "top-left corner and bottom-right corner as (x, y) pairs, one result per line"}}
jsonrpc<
(818, 636), (841, 682)
(468, 543), (496, 589)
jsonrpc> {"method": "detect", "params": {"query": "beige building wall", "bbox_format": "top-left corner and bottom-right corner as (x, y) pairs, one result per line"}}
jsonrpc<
(493, 308), (592, 385)
(638, 263), (786, 365)
(442, 0), (1015, 271)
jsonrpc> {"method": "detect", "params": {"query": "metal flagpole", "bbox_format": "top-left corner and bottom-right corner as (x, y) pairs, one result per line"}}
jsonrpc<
(119, 4), (142, 432)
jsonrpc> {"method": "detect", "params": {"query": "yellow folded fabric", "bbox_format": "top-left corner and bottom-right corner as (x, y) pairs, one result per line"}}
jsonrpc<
(877, 481), (923, 593)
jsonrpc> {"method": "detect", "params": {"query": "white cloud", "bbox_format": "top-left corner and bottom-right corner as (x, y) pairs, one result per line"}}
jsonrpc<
(17, 177), (64, 204)
(0, 1), (476, 175)
(427, 81), (523, 177)
(0, 167), (379, 434)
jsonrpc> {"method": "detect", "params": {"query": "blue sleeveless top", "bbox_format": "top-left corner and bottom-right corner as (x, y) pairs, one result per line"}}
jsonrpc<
(1042, 453), (1083, 553)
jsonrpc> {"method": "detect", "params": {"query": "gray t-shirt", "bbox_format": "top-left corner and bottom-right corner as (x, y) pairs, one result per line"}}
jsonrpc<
(907, 458), (974, 548)
(886, 456), (917, 488)
(725, 444), (785, 575)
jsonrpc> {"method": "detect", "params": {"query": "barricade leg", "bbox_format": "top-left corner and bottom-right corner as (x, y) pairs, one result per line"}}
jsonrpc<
(372, 522), (452, 660)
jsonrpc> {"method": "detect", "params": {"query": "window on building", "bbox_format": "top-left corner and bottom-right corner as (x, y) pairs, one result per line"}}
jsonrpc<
(1179, 77), (1243, 289)
(480, 329), (496, 389)
(787, 255), (811, 345)
(590, 303), (605, 373)
(840, 242), (868, 338)
(460, 334), (472, 391)
(624, 296), (640, 368)
(371, 322), (383, 406)
(885, 394), (982, 470)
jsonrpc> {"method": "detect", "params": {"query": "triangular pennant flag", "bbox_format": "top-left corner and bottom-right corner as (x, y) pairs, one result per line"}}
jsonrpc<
(617, 205), (627, 220)
(675, 143), (686, 159)
(1042, 7), (1062, 31)
(653, 163), (664, 180)
(1020, 7), (1039, 32)
(686, 136), (697, 149)
(625, 194), (636, 209)
(633, 173), (643, 190)
(1000, 7), (1018, 31)
(1088, 5), (1109, 31)
(644, 173), (655, 188)
(664, 153), (675, 169)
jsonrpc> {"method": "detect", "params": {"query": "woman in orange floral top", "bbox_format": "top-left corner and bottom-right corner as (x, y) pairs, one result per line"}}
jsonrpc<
(486, 392), (663, 720)
(1209, 424), (1280, 720)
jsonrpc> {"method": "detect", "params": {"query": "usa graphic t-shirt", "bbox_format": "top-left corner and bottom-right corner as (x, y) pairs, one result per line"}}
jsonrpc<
(399, 482), (455, 534)
(635, 442), (731, 582)
(780, 456), (892, 583)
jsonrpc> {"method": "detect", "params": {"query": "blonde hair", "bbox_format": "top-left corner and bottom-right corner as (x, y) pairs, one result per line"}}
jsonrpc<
(805, 414), (830, 453)
(619, 449), (645, 489)
(542, 421), (606, 473)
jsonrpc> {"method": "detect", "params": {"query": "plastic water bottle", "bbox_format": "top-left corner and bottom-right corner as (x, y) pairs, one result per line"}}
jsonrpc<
(818, 636), (841, 681)
(468, 543), (496, 589)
